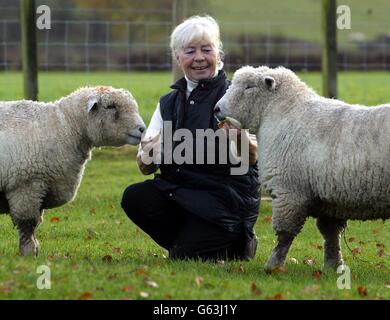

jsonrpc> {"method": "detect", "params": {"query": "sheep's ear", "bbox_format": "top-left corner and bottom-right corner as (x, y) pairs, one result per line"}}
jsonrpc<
(264, 76), (276, 91)
(87, 98), (98, 112)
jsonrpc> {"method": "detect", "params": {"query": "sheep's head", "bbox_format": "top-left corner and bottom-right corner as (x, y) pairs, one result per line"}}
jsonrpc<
(214, 65), (297, 133)
(84, 86), (146, 147)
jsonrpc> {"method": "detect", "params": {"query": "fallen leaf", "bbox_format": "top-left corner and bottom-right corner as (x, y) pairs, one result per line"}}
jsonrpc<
(107, 204), (114, 209)
(312, 270), (323, 279)
(303, 258), (316, 266)
(139, 291), (149, 298)
(195, 276), (204, 287)
(372, 229), (380, 235)
(377, 249), (387, 257)
(102, 255), (113, 263)
(289, 257), (298, 264)
(90, 208), (96, 215)
(376, 243), (385, 249)
(144, 277), (159, 288)
(122, 285), (135, 292)
(265, 266), (286, 274)
(385, 282), (390, 289)
(50, 217), (60, 223)
(135, 266), (149, 277)
(348, 237), (355, 242)
(266, 293), (284, 300)
(262, 216), (272, 224)
(250, 282), (262, 295)
(164, 293), (173, 300)
(238, 265), (246, 273)
(79, 292), (93, 300)
(357, 286), (368, 297)
(352, 247), (363, 255)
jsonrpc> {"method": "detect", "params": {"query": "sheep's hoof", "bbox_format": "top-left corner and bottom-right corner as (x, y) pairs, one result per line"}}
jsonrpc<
(20, 240), (39, 257)
(322, 260), (344, 271)
(264, 259), (286, 273)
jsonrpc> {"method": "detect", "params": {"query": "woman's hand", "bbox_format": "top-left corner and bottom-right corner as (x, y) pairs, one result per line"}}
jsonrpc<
(137, 132), (161, 175)
(219, 119), (258, 165)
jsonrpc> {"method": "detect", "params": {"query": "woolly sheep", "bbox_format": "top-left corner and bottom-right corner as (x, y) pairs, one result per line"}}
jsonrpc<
(0, 86), (146, 256)
(215, 66), (390, 271)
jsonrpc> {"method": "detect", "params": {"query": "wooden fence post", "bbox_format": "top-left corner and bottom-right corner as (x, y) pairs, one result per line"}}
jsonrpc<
(172, 0), (187, 82)
(322, 0), (337, 98)
(21, 0), (38, 101)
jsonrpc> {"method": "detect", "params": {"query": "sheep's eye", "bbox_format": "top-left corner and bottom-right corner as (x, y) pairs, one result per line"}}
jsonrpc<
(245, 85), (256, 90)
(106, 104), (116, 109)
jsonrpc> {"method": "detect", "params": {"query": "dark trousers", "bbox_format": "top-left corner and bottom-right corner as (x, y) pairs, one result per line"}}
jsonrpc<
(121, 180), (251, 261)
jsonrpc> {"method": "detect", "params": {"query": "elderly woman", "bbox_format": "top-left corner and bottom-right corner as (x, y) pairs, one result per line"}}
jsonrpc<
(121, 15), (260, 261)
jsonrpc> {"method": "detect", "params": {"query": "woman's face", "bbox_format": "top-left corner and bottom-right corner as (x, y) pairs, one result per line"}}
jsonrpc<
(177, 39), (219, 82)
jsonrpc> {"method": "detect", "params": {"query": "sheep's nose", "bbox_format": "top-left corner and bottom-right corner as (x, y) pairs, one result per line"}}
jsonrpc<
(138, 125), (146, 134)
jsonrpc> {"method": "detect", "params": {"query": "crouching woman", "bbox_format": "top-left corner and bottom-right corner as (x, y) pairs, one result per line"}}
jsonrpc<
(121, 15), (260, 261)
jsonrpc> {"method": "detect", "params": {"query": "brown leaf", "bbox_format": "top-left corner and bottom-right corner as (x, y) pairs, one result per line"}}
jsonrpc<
(78, 292), (93, 300)
(262, 216), (272, 224)
(352, 247), (363, 255)
(376, 243), (385, 249)
(102, 255), (113, 263)
(266, 293), (284, 300)
(372, 229), (380, 235)
(265, 266), (286, 274)
(122, 285), (135, 292)
(358, 286), (368, 297)
(348, 237), (356, 242)
(90, 208), (96, 215)
(50, 217), (60, 223)
(377, 249), (386, 257)
(312, 270), (323, 279)
(107, 204), (114, 209)
(135, 266), (149, 277)
(164, 293), (173, 300)
(250, 282), (262, 295)
(195, 276), (204, 287)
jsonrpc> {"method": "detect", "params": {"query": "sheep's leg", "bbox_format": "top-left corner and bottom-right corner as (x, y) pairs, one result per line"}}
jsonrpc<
(265, 231), (296, 271)
(7, 186), (44, 256)
(265, 195), (307, 271)
(316, 217), (346, 270)
(16, 217), (41, 256)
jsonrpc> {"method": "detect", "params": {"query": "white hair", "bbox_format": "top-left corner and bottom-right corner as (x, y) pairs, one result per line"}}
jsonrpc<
(170, 15), (224, 70)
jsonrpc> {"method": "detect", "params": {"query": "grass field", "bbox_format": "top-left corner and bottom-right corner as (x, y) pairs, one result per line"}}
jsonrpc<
(0, 71), (390, 300)
(208, 0), (389, 43)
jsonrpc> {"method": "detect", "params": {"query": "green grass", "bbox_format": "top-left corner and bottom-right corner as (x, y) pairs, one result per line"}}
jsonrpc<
(208, 0), (390, 43)
(0, 71), (390, 300)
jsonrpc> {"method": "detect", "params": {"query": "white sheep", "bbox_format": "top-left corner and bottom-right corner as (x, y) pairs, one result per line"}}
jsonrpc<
(215, 66), (390, 271)
(0, 86), (146, 256)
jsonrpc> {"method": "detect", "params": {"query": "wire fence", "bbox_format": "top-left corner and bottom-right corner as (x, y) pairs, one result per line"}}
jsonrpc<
(1, 7), (390, 72)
